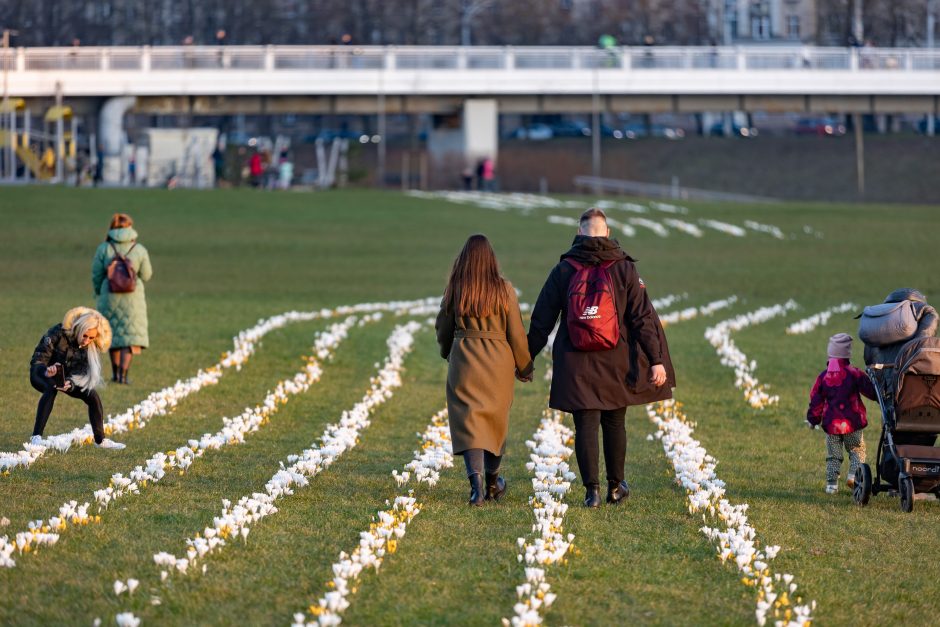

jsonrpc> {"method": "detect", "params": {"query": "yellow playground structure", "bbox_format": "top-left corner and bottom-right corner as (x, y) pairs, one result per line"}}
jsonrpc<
(0, 99), (79, 182)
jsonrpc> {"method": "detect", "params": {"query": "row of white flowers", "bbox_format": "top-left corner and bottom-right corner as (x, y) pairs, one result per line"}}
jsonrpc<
(0, 315), (373, 568)
(297, 408), (453, 626)
(784, 303), (858, 335)
(744, 220), (786, 240)
(646, 400), (815, 626)
(0, 297), (438, 476)
(629, 217), (670, 237)
(650, 201), (690, 214)
(663, 218), (704, 237)
(505, 407), (577, 627)
(660, 296), (740, 327)
(700, 219), (747, 237)
(704, 301), (799, 409)
(151, 321), (425, 586)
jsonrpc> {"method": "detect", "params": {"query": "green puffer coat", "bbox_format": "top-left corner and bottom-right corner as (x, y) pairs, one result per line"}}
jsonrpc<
(91, 227), (153, 348)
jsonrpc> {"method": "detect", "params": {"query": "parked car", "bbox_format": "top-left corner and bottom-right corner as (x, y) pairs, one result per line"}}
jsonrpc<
(794, 117), (846, 136)
(304, 129), (363, 143)
(708, 122), (758, 138)
(623, 123), (686, 140)
(917, 116), (940, 134)
(549, 120), (591, 137)
(508, 123), (554, 140)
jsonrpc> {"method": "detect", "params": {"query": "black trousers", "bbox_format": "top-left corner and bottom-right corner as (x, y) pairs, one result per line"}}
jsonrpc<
(30, 366), (105, 444)
(571, 408), (627, 487)
(462, 448), (502, 477)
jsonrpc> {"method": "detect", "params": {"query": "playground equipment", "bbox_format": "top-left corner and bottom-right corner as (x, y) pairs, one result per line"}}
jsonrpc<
(0, 99), (80, 182)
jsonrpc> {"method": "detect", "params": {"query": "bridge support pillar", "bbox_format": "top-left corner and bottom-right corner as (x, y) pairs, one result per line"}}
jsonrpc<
(462, 99), (498, 169)
(99, 96), (136, 185)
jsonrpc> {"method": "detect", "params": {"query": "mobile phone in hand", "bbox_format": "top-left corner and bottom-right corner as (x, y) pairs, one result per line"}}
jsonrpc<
(52, 363), (66, 389)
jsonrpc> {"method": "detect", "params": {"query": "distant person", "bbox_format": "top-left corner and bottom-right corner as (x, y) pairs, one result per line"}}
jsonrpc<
(527, 208), (675, 508)
(482, 157), (495, 191)
(94, 146), (104, 186)
(91, 213), (153, 384)
(436, 234), (533, 506)
(29, 307), (124, 449)
(806, 333), (876, 494)
(475, 159), (485, 190)
(278, 155), (294, 190)
(248, 151), (263, 187)
(212, 145), (225, 185)
(461, 166), (474, 190)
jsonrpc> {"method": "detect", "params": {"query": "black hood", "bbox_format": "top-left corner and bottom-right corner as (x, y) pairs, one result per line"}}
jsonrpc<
(560, 235), (633, 265)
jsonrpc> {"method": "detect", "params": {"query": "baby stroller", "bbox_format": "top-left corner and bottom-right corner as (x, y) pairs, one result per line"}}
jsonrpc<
(854, 289), (940, 512)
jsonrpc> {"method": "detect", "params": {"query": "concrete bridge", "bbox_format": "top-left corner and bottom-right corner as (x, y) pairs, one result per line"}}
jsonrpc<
(2, 45), (939, 184)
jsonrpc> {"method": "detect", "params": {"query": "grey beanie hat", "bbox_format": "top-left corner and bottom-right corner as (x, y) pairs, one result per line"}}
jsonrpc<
(828, 333), (853, 359)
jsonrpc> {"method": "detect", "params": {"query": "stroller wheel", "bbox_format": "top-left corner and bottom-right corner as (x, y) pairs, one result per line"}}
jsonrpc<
(899, 476), (914, 513)
(853, 464), (872, 506)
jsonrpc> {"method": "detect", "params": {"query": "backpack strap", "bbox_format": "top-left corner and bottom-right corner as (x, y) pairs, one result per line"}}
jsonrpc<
(564, 258), (583, 271)
(108, 241), (124, 260)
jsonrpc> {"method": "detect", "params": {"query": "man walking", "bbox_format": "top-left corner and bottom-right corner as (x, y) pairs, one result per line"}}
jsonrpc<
(527, 207), (675, 507)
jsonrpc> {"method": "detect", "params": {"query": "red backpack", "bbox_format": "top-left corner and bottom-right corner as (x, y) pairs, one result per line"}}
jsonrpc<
(565, 259), (620, 351)
(106, 242), (137, 294)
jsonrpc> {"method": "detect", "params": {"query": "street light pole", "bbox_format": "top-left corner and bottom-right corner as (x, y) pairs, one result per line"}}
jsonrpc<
(929, 0), (937, 136)
(2, 29), (19, 181)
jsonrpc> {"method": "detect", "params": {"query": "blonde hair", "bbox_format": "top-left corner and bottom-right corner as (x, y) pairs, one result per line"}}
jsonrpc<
(62, 308), (112, 391)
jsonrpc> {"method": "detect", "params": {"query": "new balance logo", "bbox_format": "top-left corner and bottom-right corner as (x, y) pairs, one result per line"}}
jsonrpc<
(580, 306), (601, 320)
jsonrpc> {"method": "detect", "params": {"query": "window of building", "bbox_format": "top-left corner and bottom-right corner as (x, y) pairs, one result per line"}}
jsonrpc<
(787, 15), (801, 39)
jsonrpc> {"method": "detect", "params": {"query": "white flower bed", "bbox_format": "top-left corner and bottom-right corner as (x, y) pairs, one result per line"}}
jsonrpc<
(744, 220), (786, 240)
(151, 321), (424, 584)
(0, 315), (375, 568)
(647, 400), (815, 626)
(296, 408), (452, 626)
(605, 218), (637, 237)
(785, 303), (857, 335)
(663, 218), (704, 237)
(547, 215), (579, 227)
(628, 217), (670, 237)
(506, 408), (577, 627)
(0, 297), (438, 476)
(705, 301), (799, 409)
(660, 296), (739, 327)
(650, 201), (690, 214)
(699, 219), (747, 237)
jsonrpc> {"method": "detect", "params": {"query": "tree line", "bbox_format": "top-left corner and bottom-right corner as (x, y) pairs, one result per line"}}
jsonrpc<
(0, 0), (935, 48)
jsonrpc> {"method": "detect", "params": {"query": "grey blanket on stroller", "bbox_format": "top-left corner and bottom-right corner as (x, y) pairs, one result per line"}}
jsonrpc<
(862, 288), (938, 367)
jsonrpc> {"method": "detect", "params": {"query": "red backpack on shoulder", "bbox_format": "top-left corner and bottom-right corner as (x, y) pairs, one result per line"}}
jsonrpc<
(565, 259), (620, 351)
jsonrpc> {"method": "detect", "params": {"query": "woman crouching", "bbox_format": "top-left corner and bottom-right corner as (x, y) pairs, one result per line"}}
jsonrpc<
(29, 307), (125, 450)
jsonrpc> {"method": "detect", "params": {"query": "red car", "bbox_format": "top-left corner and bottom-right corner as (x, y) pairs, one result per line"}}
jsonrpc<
(794, 117), (846, 136)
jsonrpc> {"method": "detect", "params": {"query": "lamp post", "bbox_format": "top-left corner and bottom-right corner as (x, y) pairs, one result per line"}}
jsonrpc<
(2, 29), (19, 181)
(928, 0), (937, 136)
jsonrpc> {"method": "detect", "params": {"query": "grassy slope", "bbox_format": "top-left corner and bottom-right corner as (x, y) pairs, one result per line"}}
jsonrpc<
(0, 186), (938, 626)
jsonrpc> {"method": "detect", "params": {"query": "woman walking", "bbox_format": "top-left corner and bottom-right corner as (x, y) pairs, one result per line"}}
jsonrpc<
(91, 213), (153, 384)
(30, 307), (124, 449)
(436, 234), (533, 506)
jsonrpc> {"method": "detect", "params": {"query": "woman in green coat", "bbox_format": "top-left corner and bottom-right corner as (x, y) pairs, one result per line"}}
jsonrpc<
(91, 213), (153, 384)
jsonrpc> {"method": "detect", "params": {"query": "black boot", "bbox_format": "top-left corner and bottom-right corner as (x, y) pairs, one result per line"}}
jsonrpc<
(606, 480), (630, 504)
(484, 472), (506, 502)
(468, 473), (485, 507)
(584, 484), (601, 508)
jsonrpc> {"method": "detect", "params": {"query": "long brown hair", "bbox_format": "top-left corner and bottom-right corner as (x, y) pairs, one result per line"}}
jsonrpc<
(443, 234), (510, 318)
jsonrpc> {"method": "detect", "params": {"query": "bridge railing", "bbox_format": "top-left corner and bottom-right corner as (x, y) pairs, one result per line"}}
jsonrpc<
(5, 45), (940, 73)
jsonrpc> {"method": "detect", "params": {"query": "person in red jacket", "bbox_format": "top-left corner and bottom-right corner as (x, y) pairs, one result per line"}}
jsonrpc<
(806, 333), (876, 494)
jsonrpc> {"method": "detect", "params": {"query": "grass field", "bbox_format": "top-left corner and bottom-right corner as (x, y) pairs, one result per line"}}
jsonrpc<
(0, 186), (938, 626)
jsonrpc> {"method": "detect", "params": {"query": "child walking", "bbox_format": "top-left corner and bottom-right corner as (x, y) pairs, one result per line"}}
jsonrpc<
(807, 333), (877, 493)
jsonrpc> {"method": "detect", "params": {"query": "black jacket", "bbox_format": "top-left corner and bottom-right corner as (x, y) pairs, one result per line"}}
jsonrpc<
(527, 236), (676, 412)
(30, 324), (89, 380)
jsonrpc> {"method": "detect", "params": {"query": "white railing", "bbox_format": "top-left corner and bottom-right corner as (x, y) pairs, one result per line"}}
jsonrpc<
(6, 45), (940, 73)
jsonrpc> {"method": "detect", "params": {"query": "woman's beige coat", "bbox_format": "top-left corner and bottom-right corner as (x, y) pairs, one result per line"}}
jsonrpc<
(435, 284), (533, 456)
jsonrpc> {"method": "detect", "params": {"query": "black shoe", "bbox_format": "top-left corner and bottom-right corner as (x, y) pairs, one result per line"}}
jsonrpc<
(607, 480), (630, 504)
(484, 472), (506, 502)
(584, 485), (601, 508)
(468, 473), (485, 507)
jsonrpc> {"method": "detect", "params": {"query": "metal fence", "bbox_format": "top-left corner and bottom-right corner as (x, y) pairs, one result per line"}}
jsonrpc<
(8, 45), (940, 73)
